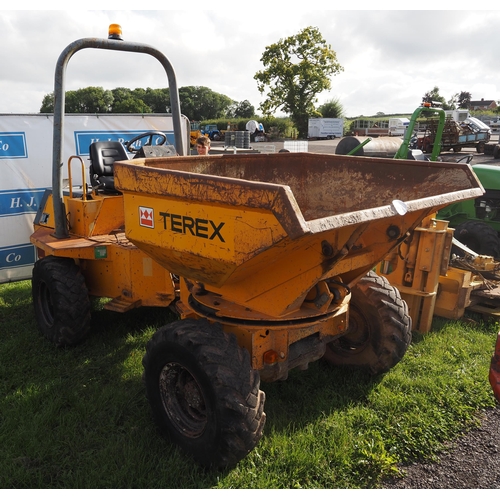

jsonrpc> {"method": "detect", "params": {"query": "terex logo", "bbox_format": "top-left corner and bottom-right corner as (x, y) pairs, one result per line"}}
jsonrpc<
(139, 207), (154, 228)
(159, 211), (225, 243)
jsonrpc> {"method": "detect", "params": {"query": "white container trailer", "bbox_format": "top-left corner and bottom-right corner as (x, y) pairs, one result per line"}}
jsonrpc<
(308, 118), (344, 140)
(388, 118), (410, 136)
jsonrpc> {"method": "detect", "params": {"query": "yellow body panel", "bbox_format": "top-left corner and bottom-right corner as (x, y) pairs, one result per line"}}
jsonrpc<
(36, 192), (124, 238)
(66, 195), (124, 236)
(32, 188), (176, 309)
(433, 267), (478, 320)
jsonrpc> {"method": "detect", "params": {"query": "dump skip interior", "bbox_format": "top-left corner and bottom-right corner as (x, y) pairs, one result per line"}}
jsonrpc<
(117, 152), (479, 222)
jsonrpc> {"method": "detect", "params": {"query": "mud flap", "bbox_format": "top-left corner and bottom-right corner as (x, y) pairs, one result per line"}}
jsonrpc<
(489, 331), (500, 403)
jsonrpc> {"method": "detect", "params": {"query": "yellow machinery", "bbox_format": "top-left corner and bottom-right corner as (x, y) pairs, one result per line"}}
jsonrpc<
(29, 27), (485, 468)
(189, 121), (206, 147)
(375, 210), (500, 332)
(376, 216), (486, 332)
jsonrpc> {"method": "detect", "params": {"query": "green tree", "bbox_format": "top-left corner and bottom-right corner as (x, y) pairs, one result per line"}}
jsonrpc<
(111, 87), (133, 103)
(40, 87), (114, 113)
(448, 91), (472, 110)
(141, 88), (170, 113)
(232, 100), (255, 118)
(179, 86), (234, 120)
(317, 97), (344, 118)
(66, 87), (114, 113)
(109, 88), (146, 113)
(40, 85), (237, 119)
(111, 87), (168, 113)
(40, 93), (54, 113)
(422, 86), (452, 110)
(254, 26), (343, 138)
(112, 97), (151, 113)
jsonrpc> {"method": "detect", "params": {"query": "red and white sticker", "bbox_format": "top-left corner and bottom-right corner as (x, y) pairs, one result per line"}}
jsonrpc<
(139, 206), (154, 228)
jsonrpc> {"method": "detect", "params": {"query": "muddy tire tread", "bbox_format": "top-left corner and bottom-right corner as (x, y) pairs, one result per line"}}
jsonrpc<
(142, 319), (266, 468)
(324, 271), (412, 374)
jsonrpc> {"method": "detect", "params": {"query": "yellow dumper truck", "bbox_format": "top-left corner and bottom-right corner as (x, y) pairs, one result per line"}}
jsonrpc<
(29, 26), (484, 468)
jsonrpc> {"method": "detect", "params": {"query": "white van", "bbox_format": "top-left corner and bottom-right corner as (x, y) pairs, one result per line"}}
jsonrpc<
(388, 118), (410, 136)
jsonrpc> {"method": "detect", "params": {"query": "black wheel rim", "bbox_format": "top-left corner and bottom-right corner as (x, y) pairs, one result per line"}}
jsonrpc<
(159, 362), (207, 438)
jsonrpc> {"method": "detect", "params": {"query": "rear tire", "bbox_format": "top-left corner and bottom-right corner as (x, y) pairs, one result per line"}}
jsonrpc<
(32, 256), (91, 346)
(142, 319), (266, 468)
(453, 220), (500, 258)
(323, 271), (412, 374)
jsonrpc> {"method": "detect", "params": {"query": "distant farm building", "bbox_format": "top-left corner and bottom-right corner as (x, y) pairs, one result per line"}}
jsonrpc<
(469, 98), (497, 111)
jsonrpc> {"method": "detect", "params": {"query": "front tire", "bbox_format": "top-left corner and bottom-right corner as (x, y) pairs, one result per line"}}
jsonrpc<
(31, 256), (91, 346)
(142, 319), (266, 468)
(323, 271), (412, 374)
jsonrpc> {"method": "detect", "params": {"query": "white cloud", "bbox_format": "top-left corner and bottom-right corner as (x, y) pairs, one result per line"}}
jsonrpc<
(1, 8), (499, 117)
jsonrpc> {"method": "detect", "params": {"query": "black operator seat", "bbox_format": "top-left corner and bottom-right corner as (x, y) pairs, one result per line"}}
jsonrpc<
(89, 141), (129, 193)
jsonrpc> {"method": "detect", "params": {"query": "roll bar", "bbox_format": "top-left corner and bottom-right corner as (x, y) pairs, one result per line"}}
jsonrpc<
(52, 35), (185, 238)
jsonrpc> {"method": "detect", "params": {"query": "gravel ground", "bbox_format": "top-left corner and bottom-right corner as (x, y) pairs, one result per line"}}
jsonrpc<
(382, 405), (500, 488)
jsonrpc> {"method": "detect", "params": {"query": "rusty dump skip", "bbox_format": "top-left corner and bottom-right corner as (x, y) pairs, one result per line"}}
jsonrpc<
(115, 152), (482, 234)
(113, 152), (483, 316)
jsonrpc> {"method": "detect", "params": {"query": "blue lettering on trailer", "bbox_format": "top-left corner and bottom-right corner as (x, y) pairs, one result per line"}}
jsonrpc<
(0, 132), (27, 159)
(0, 189), (46, 217)
(0, 243), (36, 270)
(74, 130), (174, 155)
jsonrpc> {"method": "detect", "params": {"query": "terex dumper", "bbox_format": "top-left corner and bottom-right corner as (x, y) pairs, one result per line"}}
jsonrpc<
(29, 26), (485, 468)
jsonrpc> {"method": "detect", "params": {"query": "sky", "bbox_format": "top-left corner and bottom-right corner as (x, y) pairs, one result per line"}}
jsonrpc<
(1, 5), (500, 118)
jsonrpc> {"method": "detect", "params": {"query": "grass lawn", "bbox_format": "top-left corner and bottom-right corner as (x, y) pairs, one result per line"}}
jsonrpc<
(0, 279), (498, 488)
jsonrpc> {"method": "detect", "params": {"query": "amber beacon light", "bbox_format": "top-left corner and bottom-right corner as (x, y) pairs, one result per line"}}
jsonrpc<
(108, 24), (123, 40)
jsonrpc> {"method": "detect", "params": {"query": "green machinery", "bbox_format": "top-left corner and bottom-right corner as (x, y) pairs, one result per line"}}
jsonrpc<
(395, 103), (500, 258)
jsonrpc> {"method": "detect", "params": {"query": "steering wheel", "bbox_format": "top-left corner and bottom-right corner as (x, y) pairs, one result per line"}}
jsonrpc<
(125, 131), (167, 153)
(455, 154), (474, 164)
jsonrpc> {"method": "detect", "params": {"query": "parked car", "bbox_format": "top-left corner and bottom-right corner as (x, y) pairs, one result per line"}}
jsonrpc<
(490, 118), (500, 130)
